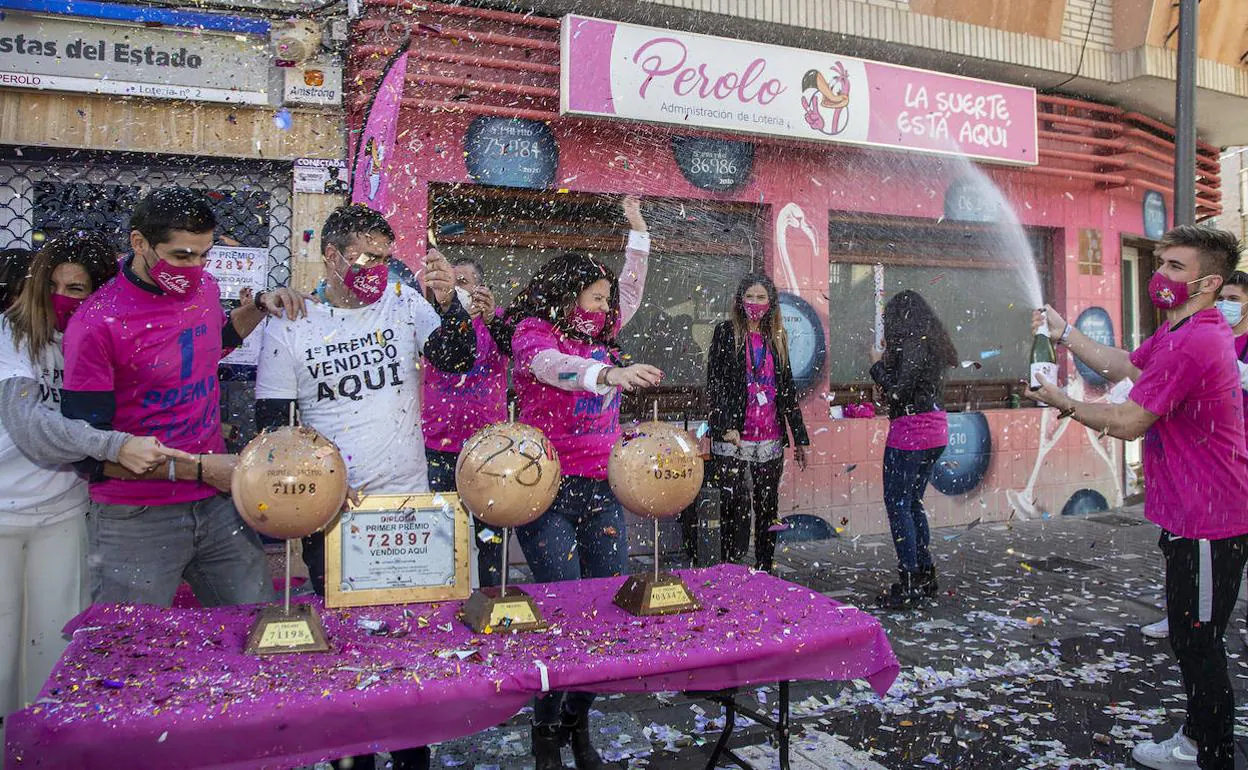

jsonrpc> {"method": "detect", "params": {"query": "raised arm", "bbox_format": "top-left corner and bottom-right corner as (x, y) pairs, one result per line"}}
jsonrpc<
(415, 250), (477, 373)
(418, 291), (476, 373)
(618, 196), (650, 328)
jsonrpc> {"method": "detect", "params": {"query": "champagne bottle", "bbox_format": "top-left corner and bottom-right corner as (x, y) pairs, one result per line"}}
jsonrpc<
(1030, 323), (1058, 389)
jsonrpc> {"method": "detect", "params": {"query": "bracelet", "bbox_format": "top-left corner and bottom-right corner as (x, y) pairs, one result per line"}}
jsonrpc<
(197, 455), (204, 484)
(253, 290), (269, 314)
(167, 458), (177, 483)
(1056, 406), (1076, 420)
(1057, 323), (1074, 345)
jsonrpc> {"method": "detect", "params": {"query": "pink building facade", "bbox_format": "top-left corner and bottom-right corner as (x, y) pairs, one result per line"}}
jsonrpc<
(349, 4), (1222, 537)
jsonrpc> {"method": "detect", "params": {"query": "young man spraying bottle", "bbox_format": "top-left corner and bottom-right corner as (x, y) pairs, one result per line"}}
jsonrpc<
(1029, 226), (1248, 770)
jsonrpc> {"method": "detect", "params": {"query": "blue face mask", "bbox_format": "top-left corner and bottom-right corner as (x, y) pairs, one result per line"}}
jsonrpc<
(1217, 300), (1245, 327)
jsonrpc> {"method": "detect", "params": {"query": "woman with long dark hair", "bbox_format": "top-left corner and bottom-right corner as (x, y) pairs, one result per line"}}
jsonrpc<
(0, 231), (185, 720)
(494, 196), (658, 770)
(706, 273), (809, 572)
(869, 290), (957, 609)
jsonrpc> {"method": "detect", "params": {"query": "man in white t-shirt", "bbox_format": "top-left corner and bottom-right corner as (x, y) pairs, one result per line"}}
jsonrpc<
(254, 204), (474, 770)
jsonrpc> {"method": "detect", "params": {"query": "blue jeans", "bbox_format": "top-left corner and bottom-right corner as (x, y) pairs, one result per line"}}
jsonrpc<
(882, 446), (944, 574)
(426, 447), (501, 588)
(516, 475), (627, 725)
(515, 475), (628, 584)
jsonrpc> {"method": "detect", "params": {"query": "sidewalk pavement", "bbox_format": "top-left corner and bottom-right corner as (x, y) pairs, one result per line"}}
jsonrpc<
(333, 506), (1248, 770)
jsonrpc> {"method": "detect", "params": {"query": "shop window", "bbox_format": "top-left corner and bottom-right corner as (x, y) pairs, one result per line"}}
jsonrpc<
(429, 184), (763, 418)
(826, 212), (1055, 410)
(31, 180), (275, 251)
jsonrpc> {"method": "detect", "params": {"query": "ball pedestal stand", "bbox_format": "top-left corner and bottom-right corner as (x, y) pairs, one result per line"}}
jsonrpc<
(241, 405), (332, 655)
(245, 539), (330, 655)
(461, 527), (547, 633)
(614, 517), (701, 616)
(613, 402), (702, 617)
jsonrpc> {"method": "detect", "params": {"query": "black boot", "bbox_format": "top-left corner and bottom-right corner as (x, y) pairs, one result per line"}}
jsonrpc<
(390, 746), (432, 770)
(559, 710), (604, 770)
(917, 566), (939, 598)
(876, 570), (920, 610)
(531, 724), (566, 770)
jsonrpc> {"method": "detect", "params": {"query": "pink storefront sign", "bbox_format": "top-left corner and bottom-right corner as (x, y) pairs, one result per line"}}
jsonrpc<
(561, 15), (1038, 166)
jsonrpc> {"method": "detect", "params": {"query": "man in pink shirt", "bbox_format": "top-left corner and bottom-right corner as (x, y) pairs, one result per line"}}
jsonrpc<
(421, 257), (508, 586)
(61, 189), (307, 608)
(1031, 226), (1248, 770)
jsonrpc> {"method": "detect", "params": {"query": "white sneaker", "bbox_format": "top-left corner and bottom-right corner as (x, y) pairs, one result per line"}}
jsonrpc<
(1131, 730), (1198, 769)
(1141, 617), (1169, 639)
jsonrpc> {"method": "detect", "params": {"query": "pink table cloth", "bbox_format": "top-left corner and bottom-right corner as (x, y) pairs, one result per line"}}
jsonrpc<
(4, 564), (898, 770)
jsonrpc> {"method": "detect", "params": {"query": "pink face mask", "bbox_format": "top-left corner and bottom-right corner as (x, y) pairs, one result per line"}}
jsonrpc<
(569, 307), (607, 337)
(150, 259), (204, 298)
(744, 301), (770, 322)
(51, 293), (84, 333)
(1148, 271), (1210, 310)
(344, 263), (388, 304)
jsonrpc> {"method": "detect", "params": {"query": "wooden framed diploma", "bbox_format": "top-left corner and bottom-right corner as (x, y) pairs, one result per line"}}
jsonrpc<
(324, 493), (471, 609)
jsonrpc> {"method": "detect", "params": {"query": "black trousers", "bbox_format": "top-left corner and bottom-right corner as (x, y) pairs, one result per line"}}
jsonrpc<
(1160, 530), (1248, 770)
(715, 455), (785, 571)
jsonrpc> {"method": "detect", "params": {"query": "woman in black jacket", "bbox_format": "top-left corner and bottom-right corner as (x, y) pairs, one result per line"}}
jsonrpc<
(869, 290), (957, 609)
(706, 274), (809, 572)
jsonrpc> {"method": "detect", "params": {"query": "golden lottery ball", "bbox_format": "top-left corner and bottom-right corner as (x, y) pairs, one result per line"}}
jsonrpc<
(456, 422), (561, 528)
(232, 426), (348, 540)
(608, 421), (704, 519)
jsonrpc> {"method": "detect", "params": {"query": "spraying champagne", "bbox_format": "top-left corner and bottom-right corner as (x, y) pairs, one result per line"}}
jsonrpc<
(1029, 316), (1058, 389)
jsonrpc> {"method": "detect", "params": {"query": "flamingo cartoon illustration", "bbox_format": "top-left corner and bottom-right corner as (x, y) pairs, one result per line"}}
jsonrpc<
(801, 62), (851, 136)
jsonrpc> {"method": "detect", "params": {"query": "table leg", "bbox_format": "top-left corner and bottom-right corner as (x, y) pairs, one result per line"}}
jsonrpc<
(694, 682), (793, 770)
(778, 680), (790, 770)
(705, 694), (737, 770)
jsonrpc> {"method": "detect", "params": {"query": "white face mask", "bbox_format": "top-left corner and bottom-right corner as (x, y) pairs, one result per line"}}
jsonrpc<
(1217, 299), (1246, 327)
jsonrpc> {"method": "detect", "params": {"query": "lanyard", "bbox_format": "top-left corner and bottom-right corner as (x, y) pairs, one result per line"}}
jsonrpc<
(747, 335), (768, 381)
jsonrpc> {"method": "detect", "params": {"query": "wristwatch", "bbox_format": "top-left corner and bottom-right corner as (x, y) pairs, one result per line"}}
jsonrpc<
(253, 290), (270, 314)
(1057, 323), (1074, 345)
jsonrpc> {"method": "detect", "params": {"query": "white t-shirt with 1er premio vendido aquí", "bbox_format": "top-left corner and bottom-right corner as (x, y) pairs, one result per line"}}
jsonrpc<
(255, 284), (447, 495)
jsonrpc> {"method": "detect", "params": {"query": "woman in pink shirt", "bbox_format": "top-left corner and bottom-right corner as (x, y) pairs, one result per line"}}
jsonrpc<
(494, 196), (658, 770)
(869, 290), (957, 610)
(706, 274), (809, 573)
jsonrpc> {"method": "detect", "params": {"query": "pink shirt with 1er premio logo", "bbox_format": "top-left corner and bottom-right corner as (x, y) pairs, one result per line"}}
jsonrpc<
(62, 267), (231, 506)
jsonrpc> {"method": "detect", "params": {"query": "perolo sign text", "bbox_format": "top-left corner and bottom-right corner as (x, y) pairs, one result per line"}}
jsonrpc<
(561, 15), (1037, 166)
